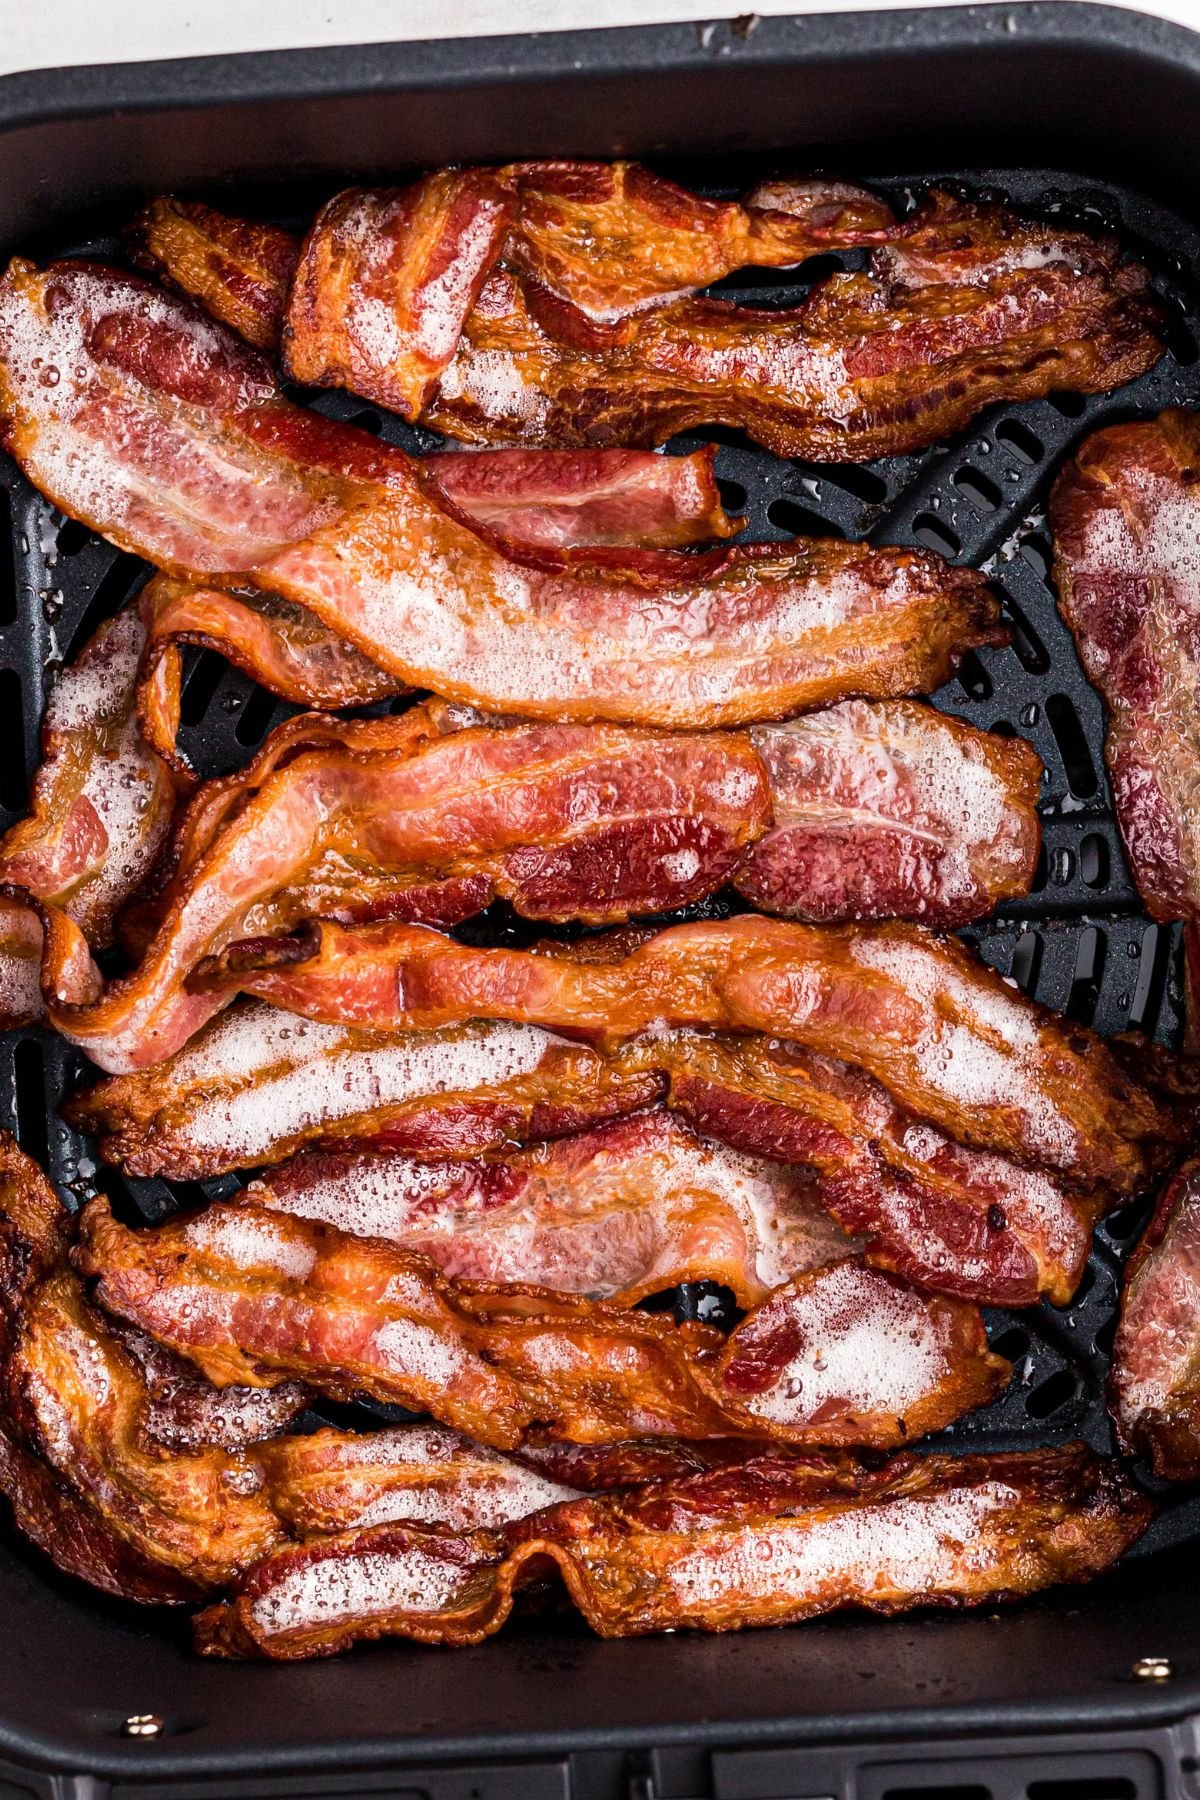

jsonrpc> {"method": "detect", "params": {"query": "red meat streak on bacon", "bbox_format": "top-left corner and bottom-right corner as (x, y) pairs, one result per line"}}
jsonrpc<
(0, 259), (1005, 727)
(1110, 1155), (1200, 1480)
(1050, 408), (1200, 1045)
(194, 1443), (1153, 1658)
(29, 696), (1039, 1075)
(193, 915), (1178, 1197)
(75, 1194), (1008, 1452)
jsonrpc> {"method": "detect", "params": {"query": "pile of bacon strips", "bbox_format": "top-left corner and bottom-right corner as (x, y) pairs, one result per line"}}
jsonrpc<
(0, 159), (1197, 1663)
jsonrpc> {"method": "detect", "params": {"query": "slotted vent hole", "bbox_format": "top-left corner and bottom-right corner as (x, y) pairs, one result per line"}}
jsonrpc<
(766, 497), (844, 539)
(13, 1038), (49, 1170)
(1024, 1368), (1080, 1419)
(1045, 693), (1099, 798)
(0, 669), (25, 813)
(1018, 532), (1052, 581)
(1079, 832), (1110, 889)
(179, 649), (228, 728)
(882, 1788), (990, 1800)
(995, 417), (1044, 464)
(717, 478), (748, 512)
(991, 1326), (1031, 1360)
(235, 683), (283, 747)
(65, 551), (146, 661)
(952, 467), (1001, 513)
(1009, 929), (1042, 994)
(1161, 299), (1200, 366)
(815, 462), (888, 504)
(955, 651), (993, 701)
(1129, 922), (1172, 1033)
(1047, 389), (1088, 418)
(0, 487), (15, 628)
(912, 513), (961, 558)
(1002, 595), (1050, 673)
(55, 516), (91, 556)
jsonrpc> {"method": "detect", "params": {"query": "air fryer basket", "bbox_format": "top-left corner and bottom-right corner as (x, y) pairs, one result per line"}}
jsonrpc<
(4, 7), (1200, 1795)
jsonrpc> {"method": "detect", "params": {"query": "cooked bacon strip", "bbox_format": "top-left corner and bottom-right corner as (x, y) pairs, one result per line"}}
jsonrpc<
(1110, 1155), (1200, 1480)
(243, 1113), (856, 1307)
(128, 196), (297, 350)
(256, 1427), (790, 1537)
(76, 1197), (1006, 1450)
(128, 174), (893, 361)
(0, 606), (179, 1026)
(738, 702), (1041, 926)
(201, 916), (1176, 1196)
(431, 194), (1159, 459)
(256, 1424), (583, 1536)
(40, 698), (1039, 1073)
(64, 1012), (664, 1179)
(132, 182), (1159, 461)
(0, 1136), (285, 1601)
(195, 1444), (1152, 1657)
(0, 260), (1004, 727)
(106, 1318), (307, 1454)
(1050, 409), (1200, 1045)
(43, 716), (770, 1071)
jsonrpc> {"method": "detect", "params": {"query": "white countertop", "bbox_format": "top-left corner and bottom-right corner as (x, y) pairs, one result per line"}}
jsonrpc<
(2, 0), (1198, 77)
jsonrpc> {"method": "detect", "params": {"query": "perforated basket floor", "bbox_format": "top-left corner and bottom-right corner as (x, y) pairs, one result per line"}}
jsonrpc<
(0, 162), (1196, 1563)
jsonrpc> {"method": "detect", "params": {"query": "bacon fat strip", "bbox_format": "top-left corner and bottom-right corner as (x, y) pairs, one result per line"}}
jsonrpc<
(40, 696), (1041, 1074)
(0, 259), (1005, 728)
(42, 715), (771, 1072)
(243, 1112), (858, 1308)
(198, 916), (1178, 1197)
(195, 1443), (1152, 1657)
(128, 173), (895, 366)
(0, 605), (179, 1027)
(66, 1013), (1100, 1307)
(76, 1196), (1008, 1451)
(1050, 408), (1200, 1046)
(1109, 1155), (1200, 1480)
(130, 181), (1161, 462)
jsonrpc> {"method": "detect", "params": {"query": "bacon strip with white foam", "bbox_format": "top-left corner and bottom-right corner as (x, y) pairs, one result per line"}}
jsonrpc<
(0, 605), (179, 1026)
(35, 694), (1041, 1073)
(194, 1444), (1153, 1658)
(76, 1196), (1008, 1451)
(243, 1112), (857, 1307)
(193, 916), (1179, 1197)
(0, 259), (1005, 728)
(1109, 1155), (1200, 1480)
(1050, 408), (1200, 1045)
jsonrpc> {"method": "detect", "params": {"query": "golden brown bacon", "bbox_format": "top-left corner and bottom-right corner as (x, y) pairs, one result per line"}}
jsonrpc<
(76, 1196), (1008, 1450)
(0, 606), (179, 1026)
(66, 1014), (1103, 1307)
(131, 180), (1162, 460)
(243, 1114), (857, 1308)
(195, 1444), (1152, 1658)
(0, 260), (1002, 726)
(198, 916), (1178, 1196)
(1050, 409), (1200, 1045)
(0, 1136), (286, 1601)
(1110, 1156), (1200, 1480)
(32, 697), (1040, 1075)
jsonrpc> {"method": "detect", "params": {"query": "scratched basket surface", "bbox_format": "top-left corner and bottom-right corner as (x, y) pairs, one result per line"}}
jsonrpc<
(0, 163), (1196, 1564)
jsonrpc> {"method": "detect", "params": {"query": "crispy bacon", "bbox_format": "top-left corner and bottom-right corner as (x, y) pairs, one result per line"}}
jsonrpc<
(1050, 409), (1200, 1045)
(1110, 1155), (1200, 1479)
(737, 701), (1041, 926)
(41, 714), (770, 1071)
(195, 1443), (1152, 1657)
(37, 695), (1041, 1073)
(76, 1196), (1007, 1450)
(198, 916), (1176, 1196)
(131, 182), (1161, 461)
(0, 259), (1004, 727)
(243, 1113), (857, 1307)
(64, 988), (1117, 1307)
(0, 606), (179, 1026)
(64, 1012), (664, 1178)
(106, 1319), (307, 1454)
(0, 1135), (286, 1600)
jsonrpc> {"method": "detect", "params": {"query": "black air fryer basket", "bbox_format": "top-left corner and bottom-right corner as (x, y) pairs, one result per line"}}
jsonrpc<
(3, 5), (1200, 1794)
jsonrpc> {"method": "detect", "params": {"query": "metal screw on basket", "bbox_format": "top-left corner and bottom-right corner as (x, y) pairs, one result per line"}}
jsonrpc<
(121, 1713), (165, 1738)
(1131, 1656), (1174, 1682)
